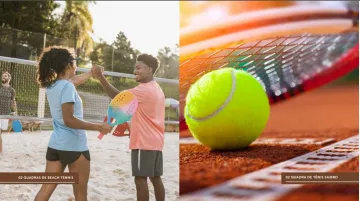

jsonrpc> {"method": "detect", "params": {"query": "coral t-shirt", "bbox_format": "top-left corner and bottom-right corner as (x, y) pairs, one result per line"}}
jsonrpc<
(128, 80), (165, 151)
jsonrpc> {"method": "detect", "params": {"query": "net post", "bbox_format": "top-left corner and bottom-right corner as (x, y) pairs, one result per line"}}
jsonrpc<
(43, 33), (46, 49)
(39, 32), (46, 119)
(37, 88), (46, 118)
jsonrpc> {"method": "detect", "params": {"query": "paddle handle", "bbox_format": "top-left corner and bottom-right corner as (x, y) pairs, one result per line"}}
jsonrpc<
(97, 116), (119, 140)
(97, 116), (112, 140)
(97, 133), (105, 140)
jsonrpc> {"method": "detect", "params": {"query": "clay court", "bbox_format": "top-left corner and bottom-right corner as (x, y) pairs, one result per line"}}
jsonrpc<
(180, 84), (359, 201)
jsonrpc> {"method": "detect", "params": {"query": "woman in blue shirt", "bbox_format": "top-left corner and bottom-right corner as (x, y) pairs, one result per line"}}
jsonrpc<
(34, 46), (112, 201)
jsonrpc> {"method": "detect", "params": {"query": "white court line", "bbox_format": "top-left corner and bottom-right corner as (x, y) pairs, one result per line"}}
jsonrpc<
(180, 137), (336, 146)
(180, 135), (359, 201)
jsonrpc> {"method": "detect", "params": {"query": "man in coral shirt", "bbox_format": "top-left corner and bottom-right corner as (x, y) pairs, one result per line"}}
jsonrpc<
(92, 54), (165, 201)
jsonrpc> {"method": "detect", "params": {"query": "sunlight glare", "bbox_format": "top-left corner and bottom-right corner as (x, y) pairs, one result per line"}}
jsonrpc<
(189, 6), (229, 26)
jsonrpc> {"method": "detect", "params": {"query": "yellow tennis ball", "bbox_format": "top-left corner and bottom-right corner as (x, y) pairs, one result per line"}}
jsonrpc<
(185, 68), (270, 150)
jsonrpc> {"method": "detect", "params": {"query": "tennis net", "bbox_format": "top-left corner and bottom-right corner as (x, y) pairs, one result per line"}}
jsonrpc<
(0, 56), (179, 125)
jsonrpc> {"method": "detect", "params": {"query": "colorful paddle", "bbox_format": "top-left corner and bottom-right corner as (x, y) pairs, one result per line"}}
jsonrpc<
(112, 122), (131, 138)
(100, 116), (131, 138)
(97, 90), (138, 140)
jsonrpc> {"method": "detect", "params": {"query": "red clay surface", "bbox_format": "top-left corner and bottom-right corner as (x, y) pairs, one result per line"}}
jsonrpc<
(180, 84), (359, 200)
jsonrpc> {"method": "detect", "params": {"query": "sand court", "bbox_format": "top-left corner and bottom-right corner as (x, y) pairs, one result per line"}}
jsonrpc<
(0, 131), (179, 201)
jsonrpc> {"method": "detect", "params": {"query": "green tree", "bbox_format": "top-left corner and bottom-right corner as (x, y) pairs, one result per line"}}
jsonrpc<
(90, 41), (113, 70)
(59, 0), (94, 58)
(0, 1), (61, 58)
(112, 32), (137, 74)
(157, 46), (172, 76)
(157, 45), (179, 79)
(90, 32), (138, 74)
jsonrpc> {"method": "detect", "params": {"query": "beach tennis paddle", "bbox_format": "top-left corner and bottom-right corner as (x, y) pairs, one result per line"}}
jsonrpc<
(101, 116), (131, 138)
(112, 122), (131, 137)
(179, 2), (359, 131)
(12, 120), (22, 133)
(97, 90), (138, 140)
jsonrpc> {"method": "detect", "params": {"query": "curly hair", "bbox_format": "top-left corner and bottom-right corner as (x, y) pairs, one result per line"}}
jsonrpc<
(37, 46), (76, 88)
(136, 54), (159, 74)
(2, 71), (11, 79)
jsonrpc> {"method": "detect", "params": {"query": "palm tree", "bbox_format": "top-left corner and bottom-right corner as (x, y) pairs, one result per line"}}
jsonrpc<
(61, 0), (94, 58)
(157, 47), (172, 77)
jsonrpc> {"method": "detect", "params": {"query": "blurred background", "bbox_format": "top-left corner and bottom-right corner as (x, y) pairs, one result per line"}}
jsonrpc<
(0, 1), (179, 79)
(180, 0), (359, 85)
(0, 1), (180, 131)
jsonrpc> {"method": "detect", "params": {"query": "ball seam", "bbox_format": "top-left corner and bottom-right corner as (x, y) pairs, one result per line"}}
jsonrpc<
(186, 69), (237, 121)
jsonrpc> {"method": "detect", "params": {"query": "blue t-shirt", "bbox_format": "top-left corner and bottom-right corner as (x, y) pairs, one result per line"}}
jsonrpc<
(46, 80), (88, 152)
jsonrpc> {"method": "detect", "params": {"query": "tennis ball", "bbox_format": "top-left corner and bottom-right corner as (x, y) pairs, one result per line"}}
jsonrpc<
(184, 68), (270, 150)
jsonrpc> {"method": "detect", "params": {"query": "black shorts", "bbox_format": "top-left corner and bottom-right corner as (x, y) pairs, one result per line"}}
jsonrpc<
(131, 149), (163, 177)
(46, 147), (91, 165)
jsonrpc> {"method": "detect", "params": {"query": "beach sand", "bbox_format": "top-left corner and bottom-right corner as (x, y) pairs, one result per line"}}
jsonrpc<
(0, 131), (179, 201)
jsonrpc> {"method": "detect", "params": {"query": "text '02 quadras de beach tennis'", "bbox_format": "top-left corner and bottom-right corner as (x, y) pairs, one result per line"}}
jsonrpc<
(0, 173), (79, 184)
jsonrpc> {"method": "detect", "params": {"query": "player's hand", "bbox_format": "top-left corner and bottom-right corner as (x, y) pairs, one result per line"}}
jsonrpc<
(91, 64), (104, 79)
(98, 122), (113, 134)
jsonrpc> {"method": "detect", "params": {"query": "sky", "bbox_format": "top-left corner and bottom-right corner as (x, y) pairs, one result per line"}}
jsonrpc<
(55, 1), (179, 56)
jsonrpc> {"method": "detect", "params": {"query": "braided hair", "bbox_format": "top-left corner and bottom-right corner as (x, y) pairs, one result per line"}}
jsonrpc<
(36, 46), (76, 88)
